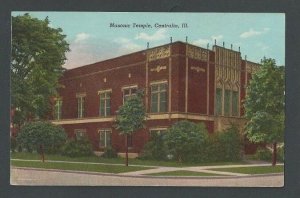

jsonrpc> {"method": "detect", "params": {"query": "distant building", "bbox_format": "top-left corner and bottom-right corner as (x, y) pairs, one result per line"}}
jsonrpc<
(51, 41), (260, 157)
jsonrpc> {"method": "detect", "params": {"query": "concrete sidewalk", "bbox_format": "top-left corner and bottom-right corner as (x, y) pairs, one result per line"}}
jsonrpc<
(118, 163), (285, 177)
(12, 158), (283, 177)
(118, 166), (249, 176)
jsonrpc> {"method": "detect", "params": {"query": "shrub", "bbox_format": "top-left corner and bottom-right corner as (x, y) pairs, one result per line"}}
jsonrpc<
(17, 145), (22, 152)
(139, 122), (244, 163)
(217, 125), (243, 161)
(164, 120), (208, 163)
(179, 124), (243, 163)
(277, 146), (284, 162)
(200, 134), (222, 162)
(254, 147), (272, 161)
(61, 138), (94, 157)
(16, 121), (67, 154)
(139, 132), (168, 160)
(254, 146), (284, 162)
(10, 137), (17, 152)
(101, 147), (118, 158)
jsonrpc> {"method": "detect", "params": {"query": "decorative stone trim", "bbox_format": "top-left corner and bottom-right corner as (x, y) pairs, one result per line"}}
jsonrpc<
(147, 46), (170, 61)
(50, 113), (216, 125)
(149, 127), (168, 131)
(190, 66), (206, 73)
(150, 65), (167, 72)
(117, 153), (139, 158)
(187, 45), (208, 61)
(76, 93), (86, 98)
(121, 84), (138, 90)
(149, 80), (168, 85)
(97, 89), (112, 94)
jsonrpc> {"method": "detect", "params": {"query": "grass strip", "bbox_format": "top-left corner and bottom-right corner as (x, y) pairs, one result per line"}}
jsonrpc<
(209, 165), (284, 174)
(146, 170), (225, 177)
(11, 160), (151, 174)
(11, 152), (245, 167)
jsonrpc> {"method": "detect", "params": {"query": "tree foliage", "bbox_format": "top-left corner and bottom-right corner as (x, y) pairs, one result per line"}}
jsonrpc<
(11, 14), (69, 124)
(244, 58), (284, 144)
(244, 58), (284, 165)
(115, 91), (147, 135)
(164, 120), (208, 162)
(115, 90), (147, 165)
(16, 121), (67, 154)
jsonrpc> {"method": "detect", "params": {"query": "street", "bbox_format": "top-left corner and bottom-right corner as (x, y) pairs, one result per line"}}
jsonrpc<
(11, 167), (284, 187)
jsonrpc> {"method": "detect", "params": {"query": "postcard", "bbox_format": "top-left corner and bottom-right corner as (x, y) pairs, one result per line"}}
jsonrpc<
(10, 12), (285, 186)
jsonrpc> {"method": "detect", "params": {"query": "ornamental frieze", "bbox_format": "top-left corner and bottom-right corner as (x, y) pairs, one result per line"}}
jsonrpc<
(190, 66), (205, 73)
(150, 65), (167, 72)
(246, 62), (260, 74)
(148, 46), (170, 61)
(187, 45), (208, 61)
(216, 64), (240, 91)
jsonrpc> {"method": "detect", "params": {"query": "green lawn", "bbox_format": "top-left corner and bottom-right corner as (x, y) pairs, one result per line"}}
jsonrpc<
(146, 170), (226, 177)
(11, 160), (151, 174)
(11, 152), (246, 167)
(209, 165), (284, 174)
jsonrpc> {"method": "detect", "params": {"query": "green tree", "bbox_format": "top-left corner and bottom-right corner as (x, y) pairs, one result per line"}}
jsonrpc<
(16, 121), (67, 162)
(165, 120), (208, 163)
(11, 13), (69, 125)
(244, 58), (284, 166)
(115, 91), (147, 166)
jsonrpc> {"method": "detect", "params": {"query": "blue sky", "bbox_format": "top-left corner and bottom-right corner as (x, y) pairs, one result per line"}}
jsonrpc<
(12, 12), (285, 69)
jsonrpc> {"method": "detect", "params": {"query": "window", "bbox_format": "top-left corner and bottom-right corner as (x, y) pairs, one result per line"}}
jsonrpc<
(224, 89), (231, 116)
(75, 129), (86, 140)
(151, 82), (167, 113)
(99, 91), (111, 117)
(216, 88), (222, 115)
(123, 86), (137, 103)
(150, 129), (167, 140)
(99, 129), (111, 148)
(77, 96), (85, 118)
(232, 91), (238, 116)
(54, 99), (62, 120)
(127, 134), (133, 148)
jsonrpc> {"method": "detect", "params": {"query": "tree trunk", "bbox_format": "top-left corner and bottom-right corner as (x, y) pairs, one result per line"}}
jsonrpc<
(40, 145), (45, 163)
(272, 142), (277, 166)
(125, 134), (128, 167)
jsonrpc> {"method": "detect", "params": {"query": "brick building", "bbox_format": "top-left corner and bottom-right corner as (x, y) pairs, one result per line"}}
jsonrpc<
(51, 41), (260, 156)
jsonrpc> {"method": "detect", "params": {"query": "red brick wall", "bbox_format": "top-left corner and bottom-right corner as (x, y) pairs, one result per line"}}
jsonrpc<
(60, 62), (146, 119)
(177, 56), (187, 112)
(208, 58), (215, 115)
(55, 41), (254, 154)
(188, 58), (208, 114)
(240, 61), (246, 116)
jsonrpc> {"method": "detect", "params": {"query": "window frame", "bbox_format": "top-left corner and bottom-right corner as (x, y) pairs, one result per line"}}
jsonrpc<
(231, 90), (239, 117)
(99, 129), (112, 148)
(74, 129), (86, 140)
(150, 81), (168, 113)
(149, 128), (167, 136)
(224, 89), (231, 116)
(54, 98), (62, 120)
(76, 94), (86, 118)
(216, 88), (223, 116)
(98, 89), (112, 117)
(122, 85), (138, 104)
(127, 133), (133, 148)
